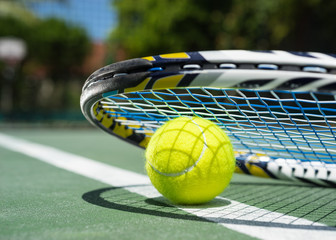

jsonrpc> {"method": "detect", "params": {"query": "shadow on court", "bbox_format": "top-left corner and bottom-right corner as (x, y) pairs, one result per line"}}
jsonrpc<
(82, 184), (336, 231)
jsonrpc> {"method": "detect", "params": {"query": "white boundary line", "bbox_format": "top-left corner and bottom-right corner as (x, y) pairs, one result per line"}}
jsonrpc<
(0, 132), (335, 240)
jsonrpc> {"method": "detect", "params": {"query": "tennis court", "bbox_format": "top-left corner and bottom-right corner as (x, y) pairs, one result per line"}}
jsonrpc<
(2, 1), (336, 239)
(1, 128), (335, 240)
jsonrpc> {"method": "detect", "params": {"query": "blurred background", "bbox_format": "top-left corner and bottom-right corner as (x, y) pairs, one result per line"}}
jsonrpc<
(0, 0), (336, 127)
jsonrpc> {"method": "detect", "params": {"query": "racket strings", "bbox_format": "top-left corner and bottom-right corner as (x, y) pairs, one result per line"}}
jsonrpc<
(100, 88), (336, 164)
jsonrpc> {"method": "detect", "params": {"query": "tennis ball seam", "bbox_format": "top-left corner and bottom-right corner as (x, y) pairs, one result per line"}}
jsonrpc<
(147, 118), (208, 177)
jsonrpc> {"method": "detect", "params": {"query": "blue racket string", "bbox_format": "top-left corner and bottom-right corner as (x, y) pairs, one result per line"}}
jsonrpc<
(102, 88), (336, 164)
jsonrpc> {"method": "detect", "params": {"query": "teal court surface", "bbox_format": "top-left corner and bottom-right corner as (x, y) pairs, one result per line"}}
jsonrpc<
(1, 128), (336, 240)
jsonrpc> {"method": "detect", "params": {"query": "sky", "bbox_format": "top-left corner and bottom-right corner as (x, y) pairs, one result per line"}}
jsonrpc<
(27, 0), (116, 42)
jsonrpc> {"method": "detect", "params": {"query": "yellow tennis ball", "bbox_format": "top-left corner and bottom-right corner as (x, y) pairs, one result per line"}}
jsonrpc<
(145, 116), (235, 205)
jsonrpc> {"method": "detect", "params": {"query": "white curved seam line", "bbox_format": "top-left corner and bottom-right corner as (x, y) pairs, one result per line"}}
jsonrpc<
(148, 119), (208, 177)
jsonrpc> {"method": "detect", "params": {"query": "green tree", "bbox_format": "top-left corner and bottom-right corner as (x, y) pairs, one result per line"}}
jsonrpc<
(28, 18), (91, 110)
(0, 1), (37, 24)
(109, 0), (336, 59)
(30, 18), (90, 79)
(0, 14), (91, 112)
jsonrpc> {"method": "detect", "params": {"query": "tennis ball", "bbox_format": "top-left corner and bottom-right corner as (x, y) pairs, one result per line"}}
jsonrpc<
(145, 116), (235, 205)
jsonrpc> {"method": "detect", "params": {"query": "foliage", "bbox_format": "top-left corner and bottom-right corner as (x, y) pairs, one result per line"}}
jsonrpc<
(0, 15), (90, 74)
(0, 13), (91, 113)
(0, 16), (31, 39)
(0, 1), (37, 24)
(30, 18), (91, 78)
(109, 0), (336, 59)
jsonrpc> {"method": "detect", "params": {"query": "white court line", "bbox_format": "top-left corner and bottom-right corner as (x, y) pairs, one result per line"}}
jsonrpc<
(0, 132), (335, 240)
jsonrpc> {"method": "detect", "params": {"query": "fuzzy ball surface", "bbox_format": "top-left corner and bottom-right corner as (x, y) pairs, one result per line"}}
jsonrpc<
(145, 116), (235, 205)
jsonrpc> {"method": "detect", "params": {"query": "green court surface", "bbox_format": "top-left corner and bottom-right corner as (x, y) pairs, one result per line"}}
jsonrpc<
(1, 128), (336, 240)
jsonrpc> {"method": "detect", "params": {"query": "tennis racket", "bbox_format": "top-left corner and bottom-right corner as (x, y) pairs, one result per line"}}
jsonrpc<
(80, 50), (336, 187)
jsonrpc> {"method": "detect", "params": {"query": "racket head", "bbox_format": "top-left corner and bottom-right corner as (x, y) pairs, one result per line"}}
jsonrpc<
(80, 50), (336, 185)
(81, 50), (336, 146)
